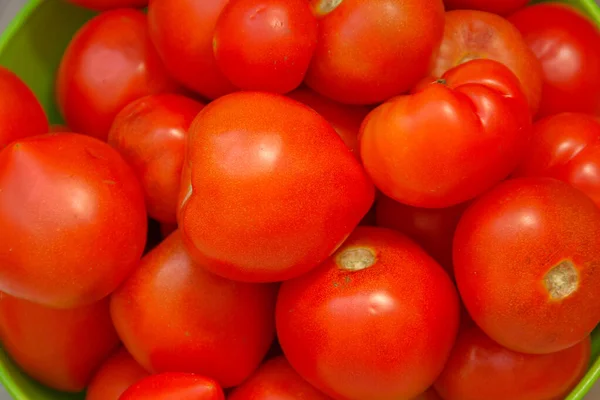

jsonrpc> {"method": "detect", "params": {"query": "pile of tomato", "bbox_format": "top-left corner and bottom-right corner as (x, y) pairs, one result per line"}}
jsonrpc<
(1, 0), (600, 399)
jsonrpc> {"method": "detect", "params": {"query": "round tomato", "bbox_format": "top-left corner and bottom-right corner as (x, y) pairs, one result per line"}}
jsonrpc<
(86, 348), (149, 400)
(108, 94), (204, 223)
(304, 0), (445, 104)
(159, 222), (178, 239)
(443, 0), (528, 16)
(276, 227), (460, 400)
(434, 324), (591, 400)
(228, 356), (331, 400)
(119, 373), (224, 400)
(360, 59), (531, 208)
(148, 0), (236, 100)
(66, 0), (148, 10)
(431, 9), (543, 115)
(0, 134), (147, 308)
(110, 231), (277, 388)
(454, 177), (600, 354)
(509, 3), (600, 117)
(0, 67), (48, 149)
(0, 293), (119, 392)
(213, 0), (318, 93)
(178, 92), (374, 283)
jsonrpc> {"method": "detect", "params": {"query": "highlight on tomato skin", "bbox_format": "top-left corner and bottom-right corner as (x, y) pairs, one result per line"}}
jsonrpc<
(118, 372), (225, 400)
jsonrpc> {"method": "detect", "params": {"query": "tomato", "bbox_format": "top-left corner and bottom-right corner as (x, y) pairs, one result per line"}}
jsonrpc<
(0, 293), (119, 392)
(304, 0), (445, 104)
(159, 222), (178, 239)
(434, 324), (591, 400)
(513, 113), (600, 207)
(276, 227), (460, 400)
(0, 67), (48, 149)
(414, 389), (443, 400)
(213, 0), (318, 94)
(57, 9), (179, 141)
(443, 0), (528, 16)
(119, 373), (224, 400)
(509, 3), (600, 118)
(228, 356), (332, 400)
(0, 133), (147, 308)
(148, 0), (236, 100)
(66, 0), (148, 10)
(49, 124), (70, 133)
(86, 348), (149, 400)
(431, 9), (543, 115)
(108, 94), (204, 223)
(110, 231), (277, 388)
(360, 59), (531, 208)
(454, 177), (600, 354)
(178, 92), (374, 283)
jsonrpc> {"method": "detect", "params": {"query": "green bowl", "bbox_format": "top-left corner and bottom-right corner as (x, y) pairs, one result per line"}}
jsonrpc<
(1, 0), (600, 399)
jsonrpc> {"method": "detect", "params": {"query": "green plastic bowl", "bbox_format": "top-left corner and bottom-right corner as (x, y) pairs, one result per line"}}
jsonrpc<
(1, 0), (600, 398)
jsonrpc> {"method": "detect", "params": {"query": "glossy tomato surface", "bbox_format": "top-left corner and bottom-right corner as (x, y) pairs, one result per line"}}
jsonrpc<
(0, 133), (147, 308)
(509, 3), (600, 117)
(110, 231), (277, 388)
(86, 348), (149, 400)
(66, 0), (148, 10)
(178, 92), (375, 282)
(443, 0), (528, 15)
(454, 177), (600, 354)
(0, 293), (119, 392)
(276, 227), (460, 400)
(119, 373), (224, 400)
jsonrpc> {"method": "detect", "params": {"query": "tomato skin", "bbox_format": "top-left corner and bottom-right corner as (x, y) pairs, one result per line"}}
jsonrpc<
(432, 9), (542, 115)
(360, 59), (531, 208)
(434, 325), (591, 400)
(213, 0), (318, 94)
(86, 348), (149, 400)
(0, 133), (147, 308)
(119, 373), (224, 400)
(443, 0), (528, 16)
(509, 4), (600, 118)
(108, 94), (204, 223)
(178, 92), (375, 283)
(66, 0), (148, 10)
(110, 231), (277, 388)
(276, 227), (460, 400)
(454, 177), (600, 354)
(304, 0), (445, 104)
(0, 293), (119, 392)
(0, 67), (48, 149)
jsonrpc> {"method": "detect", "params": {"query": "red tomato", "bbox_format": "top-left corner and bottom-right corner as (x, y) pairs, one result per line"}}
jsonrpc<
(434, 324), (591, 400)
(110, 231), (277, 388)
(0, 293), (119, 392)
(119, 373), (224, 400)
(360, 59), (531, 208)
(108, 94), (205, 223)
(213, 0), (318, 93)
(414, 389), (443, 400)
(66, 0), (148, 10)
(148, 0), (236, 99)
(276, 227), (460, 400)
(0, 133), (147, 308)
(513, 113), (600, 207)
(228, 356), (332, 400)
(431, 9), (543, 115)
(454, 177), (600, 354)
(304, 0), (445, 104)
(86, 348), (149, 400)
(178, 92), (375, 283)
(443, 0), (528, 16)
(159, 222), (178, 239)
(509, 3), (600, 117)
(0, 67), (48, 148)
(57, 9), (179, 141)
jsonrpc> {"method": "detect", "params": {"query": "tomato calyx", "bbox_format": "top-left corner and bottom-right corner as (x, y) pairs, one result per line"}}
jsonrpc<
(544, 260), (579, 301)
(336, 247), (376, 272)
(310, 0), (343, 17)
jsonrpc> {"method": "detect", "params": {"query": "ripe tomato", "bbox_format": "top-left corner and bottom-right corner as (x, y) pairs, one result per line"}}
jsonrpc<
(178, 92), (375, 283)
(228, 356), (331, 400)
(304, 0), (445, 104)
(509, 3), (600, 117)
(86, 348), (149, 400)
(454, 177), (600, 354)
(276, 227), (460, 400)
(0, 67), (48, 149)
(108, 94), (205, 224)
(434, 324), (591, 400)
(110, 231), (277, 388)
(431, 9), (543, 115)
(360, 59), (531, 208)
(0, 293), (119, 392)
(119, 373), (224, 400)
(213, 0), (318, 93)
(443, 0), (528, 16)
(159, 222), (178, 239)
(148, 0), (236, 99)
(0, 133), (147, 308)
(414, 388), (443, 400)
(66, 0), (148, 10)
(57, 9), (178, 141)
